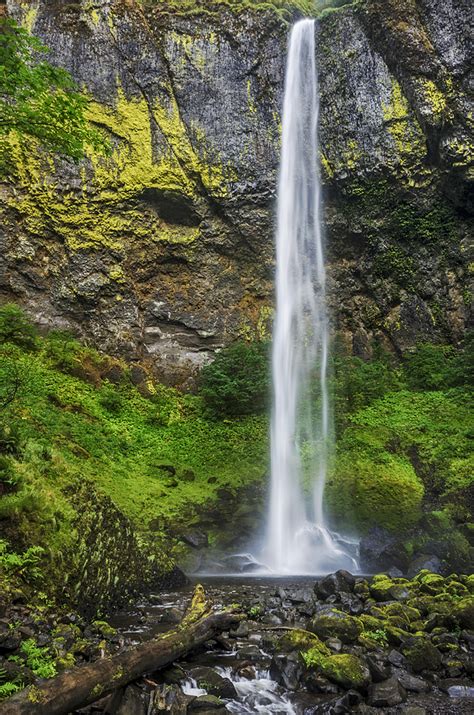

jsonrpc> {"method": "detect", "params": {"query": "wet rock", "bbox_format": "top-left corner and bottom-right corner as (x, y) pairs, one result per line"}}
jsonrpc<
(0, 630), (21, 653)
(150, 683), (190, 714)
(270, 653), (304, 690)
(439, 678), (474, 698)
(305, 689), (362, 714)
(454, 596), (474, 629)
(188, 666), (237, 699)
(315, 571), (356, 600)
(402, 636), (442, 672)
(181, 531), (208, 549)
(370, 576), (410, 602)
(365, 655), (390, 683)
(326, 638), (343, 653)
(116, 684), (149, 715)
(316, 654), (371, 691)
(288, 587), (314, 604)
(367, 677), (407, 707)
(236, 644), (262, 661)
(160, 665), (186, 685)
(360, 529), (409, 573)
(230, 620), (250, 638)
(303, 672), (340, 695)
(407, 554), (443, 578)
(391, 668), (430, 693)
(188, 695), (225, 710)
(159, 608), (183, 625)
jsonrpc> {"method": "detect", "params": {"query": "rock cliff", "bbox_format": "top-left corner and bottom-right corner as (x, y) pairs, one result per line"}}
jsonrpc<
(1, 0), (472, 384)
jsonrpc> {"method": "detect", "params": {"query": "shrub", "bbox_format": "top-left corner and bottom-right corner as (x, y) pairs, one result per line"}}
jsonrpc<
(99, 383), (123, 413)
(200, 341), (270, 417)
(0, 304), (37, 350)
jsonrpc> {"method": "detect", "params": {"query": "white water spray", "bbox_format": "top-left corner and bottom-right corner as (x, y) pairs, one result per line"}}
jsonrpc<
(263, 19), (358, 574)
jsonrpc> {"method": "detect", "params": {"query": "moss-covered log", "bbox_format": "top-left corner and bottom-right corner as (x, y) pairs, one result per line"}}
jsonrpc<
(0, 586), (241, 715)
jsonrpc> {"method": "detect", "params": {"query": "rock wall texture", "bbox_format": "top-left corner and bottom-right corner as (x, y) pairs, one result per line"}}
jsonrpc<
(1, 0), (472, 384)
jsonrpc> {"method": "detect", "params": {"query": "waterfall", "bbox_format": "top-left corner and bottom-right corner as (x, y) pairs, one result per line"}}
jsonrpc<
(263, 19), (358, 574)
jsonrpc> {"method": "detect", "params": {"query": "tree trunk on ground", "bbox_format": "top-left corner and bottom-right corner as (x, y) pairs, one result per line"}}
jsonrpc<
(0, 585), (241, 715)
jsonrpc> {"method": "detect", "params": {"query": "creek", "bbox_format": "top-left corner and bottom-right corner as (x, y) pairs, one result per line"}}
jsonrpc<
(99, 576), (474, 715)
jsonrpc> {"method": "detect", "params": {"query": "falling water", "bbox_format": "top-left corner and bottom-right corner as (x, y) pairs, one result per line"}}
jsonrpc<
(263, 19), (358, 574)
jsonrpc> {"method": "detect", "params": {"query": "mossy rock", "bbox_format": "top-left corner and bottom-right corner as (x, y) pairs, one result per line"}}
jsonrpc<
(453, 596), (474, 629)
(402, 637), (442, 672)
(309, 610), (363, 644)
(326, 454), (424, 532)
(370, 576), (411, 602)
(278, 629), (329, 655)
(302, 648), (371, 690)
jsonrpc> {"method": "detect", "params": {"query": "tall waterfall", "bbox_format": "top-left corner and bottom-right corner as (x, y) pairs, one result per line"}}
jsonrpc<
(263, 19), (357, 574)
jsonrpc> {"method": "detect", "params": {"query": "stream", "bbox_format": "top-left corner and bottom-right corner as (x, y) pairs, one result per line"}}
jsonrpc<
(103, 576), (474, 715)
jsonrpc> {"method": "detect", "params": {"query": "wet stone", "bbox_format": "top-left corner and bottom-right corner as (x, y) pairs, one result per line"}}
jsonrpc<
(367, 677), (407, 707)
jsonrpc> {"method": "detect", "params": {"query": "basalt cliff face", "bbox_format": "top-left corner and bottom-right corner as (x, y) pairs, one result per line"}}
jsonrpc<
(1, 0), (472, 384)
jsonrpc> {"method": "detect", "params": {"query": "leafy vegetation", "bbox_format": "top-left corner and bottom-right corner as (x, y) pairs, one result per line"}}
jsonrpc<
(0, 306), (267, 589)
(0, 19), (107, 177)
(200, 341), (270, 417)
(326, 338), (473, 534)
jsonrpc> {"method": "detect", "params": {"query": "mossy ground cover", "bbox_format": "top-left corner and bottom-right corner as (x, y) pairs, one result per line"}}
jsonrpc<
(0, 309), (267, 580)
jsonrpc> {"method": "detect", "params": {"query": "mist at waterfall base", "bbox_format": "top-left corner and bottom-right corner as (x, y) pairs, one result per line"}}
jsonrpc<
(260, 18), (358, 576)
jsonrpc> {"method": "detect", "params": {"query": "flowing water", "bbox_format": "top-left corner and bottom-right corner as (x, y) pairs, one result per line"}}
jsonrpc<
(263, 19), (357, 574)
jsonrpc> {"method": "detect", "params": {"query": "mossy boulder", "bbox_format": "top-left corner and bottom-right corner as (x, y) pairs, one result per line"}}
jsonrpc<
(370, 576), (411, 602)
(309, 610), (363, 644)
(326, 455), (424, 533)
(278, 629), (329, 654)
(453, 597), (474, 629)
(402, 637), (442, 672)
(302, 648), (371, 690)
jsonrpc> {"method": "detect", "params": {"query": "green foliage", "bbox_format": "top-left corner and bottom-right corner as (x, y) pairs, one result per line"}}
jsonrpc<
(98, 383), (123, 414)
(0, 540), (44, 585)
(404, 337), (473, 390)
(0, 681), (22, 699)
(0, 308), (268, 574)
(200, 341), (270, 417)
(18, 639), (57, 679)
(0, 304), (37, 350)
(363, 628), (388, 647)
(141, 0), (320, 19)
(327, 338), (472, 534)
(0, 19), (108, 175)
(331, 345), (404, 433)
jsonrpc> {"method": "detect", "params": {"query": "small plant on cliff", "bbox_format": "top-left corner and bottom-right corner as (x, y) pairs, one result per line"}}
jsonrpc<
(0, 18), (108, 175)
(200, 341), (270, 417)
(0, 304), (37, 351)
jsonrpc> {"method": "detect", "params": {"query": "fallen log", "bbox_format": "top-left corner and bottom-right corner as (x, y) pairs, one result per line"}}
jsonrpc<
(0, 585), (242, 715)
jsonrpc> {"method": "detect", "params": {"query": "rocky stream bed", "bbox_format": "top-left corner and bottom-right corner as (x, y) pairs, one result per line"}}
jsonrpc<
(61, 571), (474, 714)
(1, 571), (474, 713)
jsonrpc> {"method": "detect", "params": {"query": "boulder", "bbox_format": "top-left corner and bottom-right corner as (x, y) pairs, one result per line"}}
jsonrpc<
(402, 637), (442, 672)
(367, 677), (407, 707)
(188, 667), (237, 699)
(309, 609), (363, 644)
(270, 653), (304, 690)
(360, 528), (409, 572)
(454, 596), (474, 629)
(407, 555), (443, 578)
(315, 570), (356, 599)
(181, 531), (208, 549)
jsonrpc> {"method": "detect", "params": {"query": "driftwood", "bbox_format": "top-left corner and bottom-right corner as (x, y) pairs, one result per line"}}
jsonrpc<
(0, 585), (242, 715)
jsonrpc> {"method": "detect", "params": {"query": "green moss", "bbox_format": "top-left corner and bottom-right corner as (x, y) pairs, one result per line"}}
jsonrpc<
(5, 87), (233, 251)
(381, 79), (427, 182)
(309, 610), (363, 643)
(139, 0), (318, 20)
(302, 649), (370, 690)
(279, 629), (329, 654)
(327, 453), (424, 532)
